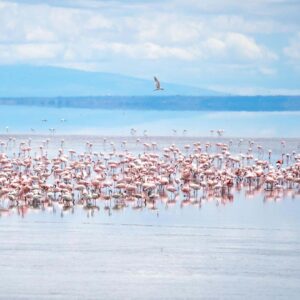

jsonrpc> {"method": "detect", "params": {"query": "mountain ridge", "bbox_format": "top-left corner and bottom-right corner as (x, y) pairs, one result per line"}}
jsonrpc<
(0, 65), (222, 97)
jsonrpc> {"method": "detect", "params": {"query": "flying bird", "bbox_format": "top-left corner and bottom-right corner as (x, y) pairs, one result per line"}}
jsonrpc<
(153, 76), (164, 91)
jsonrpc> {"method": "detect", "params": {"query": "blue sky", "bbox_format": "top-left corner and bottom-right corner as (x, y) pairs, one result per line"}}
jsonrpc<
(0, 0), (300, 95)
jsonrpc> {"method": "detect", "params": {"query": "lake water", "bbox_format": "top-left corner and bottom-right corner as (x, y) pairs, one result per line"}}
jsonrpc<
(0, 105), (300, 137)
(1, 183), (300, 300)
(0, 105), (300, 299)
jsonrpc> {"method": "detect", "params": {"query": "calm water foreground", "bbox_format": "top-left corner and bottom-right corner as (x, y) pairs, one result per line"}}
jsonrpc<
(0, 120), (300, 298)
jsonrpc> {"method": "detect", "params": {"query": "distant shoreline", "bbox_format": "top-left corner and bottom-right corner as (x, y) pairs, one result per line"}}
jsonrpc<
(0, 95), (300, 111)
(0, 134), (299, 140)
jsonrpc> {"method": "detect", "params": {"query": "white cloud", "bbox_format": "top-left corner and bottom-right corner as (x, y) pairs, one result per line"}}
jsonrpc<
(200, 33), (277, 62)
(14, 43), (62, 60)
(204, 38), (226, 55)
(284, 33), (300, 61)
(85, 15), (113, 30)
(0, 43), (63, 63)
(208, 15), (286, 34)
(25, 27), (56, 42)
(90, 42), (195, 60)
(259, 67), (277, 75)
(229, 32), (277, 60)
(134, 16), (203, 45)
(0, 1), (277, 65)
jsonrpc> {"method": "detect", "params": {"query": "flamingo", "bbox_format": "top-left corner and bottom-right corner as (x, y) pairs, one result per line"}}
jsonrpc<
(0, 135), (299, 218)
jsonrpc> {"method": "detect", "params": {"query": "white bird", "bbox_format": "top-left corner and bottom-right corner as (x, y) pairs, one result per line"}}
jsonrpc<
(60, 118), (67, 122)
(217, 129), (225, 137)
(49, 128), (56, 135)
(153, 76), (164, 91)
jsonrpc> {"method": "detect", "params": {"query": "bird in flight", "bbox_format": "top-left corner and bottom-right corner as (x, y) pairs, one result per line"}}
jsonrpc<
(153, 76), (164, 91)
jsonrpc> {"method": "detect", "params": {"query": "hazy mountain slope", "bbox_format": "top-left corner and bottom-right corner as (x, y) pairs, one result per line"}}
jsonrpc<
(0, 65), (221, 97)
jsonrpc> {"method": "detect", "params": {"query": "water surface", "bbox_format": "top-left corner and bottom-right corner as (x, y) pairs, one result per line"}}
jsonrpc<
(1, 105), (300, 137)
(0, 129), (300, 299)
(1, 192), (300, 299)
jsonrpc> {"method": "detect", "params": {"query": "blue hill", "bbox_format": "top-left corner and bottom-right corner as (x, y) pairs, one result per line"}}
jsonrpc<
(0, 65), (221, 97)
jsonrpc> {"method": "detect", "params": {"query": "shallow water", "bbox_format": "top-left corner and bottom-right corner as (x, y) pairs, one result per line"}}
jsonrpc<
(1, 105), (300, 137)
(1, 224), (300, 300)
(1, 134), (300, 161)
(1, 133), (300, 299)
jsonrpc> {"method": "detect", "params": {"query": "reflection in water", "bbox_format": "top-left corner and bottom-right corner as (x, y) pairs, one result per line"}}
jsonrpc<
(2, 186), (299, 219)
(1, 105), (300, 137)
(0, 135), (299, 219)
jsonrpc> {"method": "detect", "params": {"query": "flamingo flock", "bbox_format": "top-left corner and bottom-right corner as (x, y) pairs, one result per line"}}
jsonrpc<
(0, 135), (300, 217)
